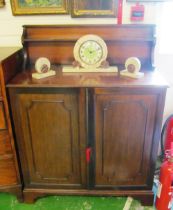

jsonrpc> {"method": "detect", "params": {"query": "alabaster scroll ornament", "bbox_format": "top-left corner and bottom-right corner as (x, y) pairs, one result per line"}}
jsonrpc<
(32, 57), (56, 79)
(120, 57), (144, 79)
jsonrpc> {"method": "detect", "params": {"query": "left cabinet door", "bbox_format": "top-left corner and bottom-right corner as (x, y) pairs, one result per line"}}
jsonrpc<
(9, 88), (86, 189)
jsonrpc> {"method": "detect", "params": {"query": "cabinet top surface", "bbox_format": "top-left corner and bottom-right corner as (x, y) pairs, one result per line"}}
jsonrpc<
(7, 66), (168, 88)
(0, 47), (21, 62)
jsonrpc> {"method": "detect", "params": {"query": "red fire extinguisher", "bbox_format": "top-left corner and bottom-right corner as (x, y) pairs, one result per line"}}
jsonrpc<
(161, 115), (173, 160)
(156, 144), (173, 210)
(164, 115), (173, 154)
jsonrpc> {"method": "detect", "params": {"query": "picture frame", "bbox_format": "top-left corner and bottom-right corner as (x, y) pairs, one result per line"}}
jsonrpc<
(10, 0), (69, 15)
(71, 0), (118, 17)
(0, 0), (5, 7)
(127, 0), (165, 1)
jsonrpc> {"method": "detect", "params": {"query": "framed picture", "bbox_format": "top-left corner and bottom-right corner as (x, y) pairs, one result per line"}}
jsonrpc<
(71, 0), (118, 17)
(10, 0), (69, 15)
(127, 0), (165, 1)
(0, 0), (5, 7)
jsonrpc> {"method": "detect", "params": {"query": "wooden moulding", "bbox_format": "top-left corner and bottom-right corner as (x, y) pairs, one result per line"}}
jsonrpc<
(23, 188), (154, 206)
(21, 24), (156, 70)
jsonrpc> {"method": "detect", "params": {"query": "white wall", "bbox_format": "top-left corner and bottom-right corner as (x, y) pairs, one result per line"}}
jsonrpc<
(155, 2), (173, 121)
(155, 54), (173, 121)
(0, 0), (160, 46)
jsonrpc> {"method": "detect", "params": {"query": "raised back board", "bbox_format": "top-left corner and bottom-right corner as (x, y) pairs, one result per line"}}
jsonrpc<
(22, 24), (156, 70)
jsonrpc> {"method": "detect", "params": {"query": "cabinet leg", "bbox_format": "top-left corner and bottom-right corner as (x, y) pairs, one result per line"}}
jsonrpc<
(23, 193), (36, 204)
(15, 189), (23, 203)
(0, 184), (23, 202)
(133, 194), (154, 206)
(23, 191), (47, 204)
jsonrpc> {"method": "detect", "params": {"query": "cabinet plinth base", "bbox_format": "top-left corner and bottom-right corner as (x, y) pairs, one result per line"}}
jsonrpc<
(23, 188), (154, 206)
(0, 184), (23, 202)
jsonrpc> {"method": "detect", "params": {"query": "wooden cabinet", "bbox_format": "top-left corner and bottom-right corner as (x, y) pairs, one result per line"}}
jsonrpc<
(4, 25), (168, 205)
(0, 47), (22, 199)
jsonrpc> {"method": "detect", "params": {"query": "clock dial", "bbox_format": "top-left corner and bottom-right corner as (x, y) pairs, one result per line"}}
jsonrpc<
(79, 41), (103, 65)
(74, 35), (108, 69)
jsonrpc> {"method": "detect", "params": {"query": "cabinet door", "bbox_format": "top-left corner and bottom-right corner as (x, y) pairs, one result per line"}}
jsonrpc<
(92, 88), (160, 189)
(10, 88), (86, 189)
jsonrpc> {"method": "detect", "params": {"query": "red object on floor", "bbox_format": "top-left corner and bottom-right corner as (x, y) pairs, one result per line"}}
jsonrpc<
(164, 116), (173, 153)
(156, 143), (173, 210)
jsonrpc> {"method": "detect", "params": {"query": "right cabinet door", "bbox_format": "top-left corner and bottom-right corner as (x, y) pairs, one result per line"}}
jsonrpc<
(92, 88), (163, 189)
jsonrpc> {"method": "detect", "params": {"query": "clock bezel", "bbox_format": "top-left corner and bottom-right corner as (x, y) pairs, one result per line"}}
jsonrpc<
(73, 34), (108, 69)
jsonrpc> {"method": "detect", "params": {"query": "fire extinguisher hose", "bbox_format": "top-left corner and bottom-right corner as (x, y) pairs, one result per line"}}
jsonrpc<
(161, 114), (173, 159)
(154, 114), (173, 175)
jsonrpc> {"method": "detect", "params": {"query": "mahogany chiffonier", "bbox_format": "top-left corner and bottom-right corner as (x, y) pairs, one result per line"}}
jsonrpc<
(4, 25), (168, 205)
(0, 47), (22, 199)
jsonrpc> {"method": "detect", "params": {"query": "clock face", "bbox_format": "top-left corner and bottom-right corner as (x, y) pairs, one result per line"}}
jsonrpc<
(74, 35), (108, 69)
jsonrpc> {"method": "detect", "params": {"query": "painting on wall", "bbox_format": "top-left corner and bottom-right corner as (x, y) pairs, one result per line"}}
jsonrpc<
(127, 0), (165, 1)
(0, 0), (5, 7)
(71, 0), (118, 17)
(10, 0), (69, 15)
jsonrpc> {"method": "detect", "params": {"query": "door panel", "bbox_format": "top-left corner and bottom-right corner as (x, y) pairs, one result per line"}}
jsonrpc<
(14, 89), (86, 188)
(93, 90), (157, 188)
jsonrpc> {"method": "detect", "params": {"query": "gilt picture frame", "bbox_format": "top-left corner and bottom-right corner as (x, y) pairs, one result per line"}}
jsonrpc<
(10, 0), (69, 15)
(127, 0), (165, 1)
(71, 0), (118, 17)
(0, 0), (5, 7)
